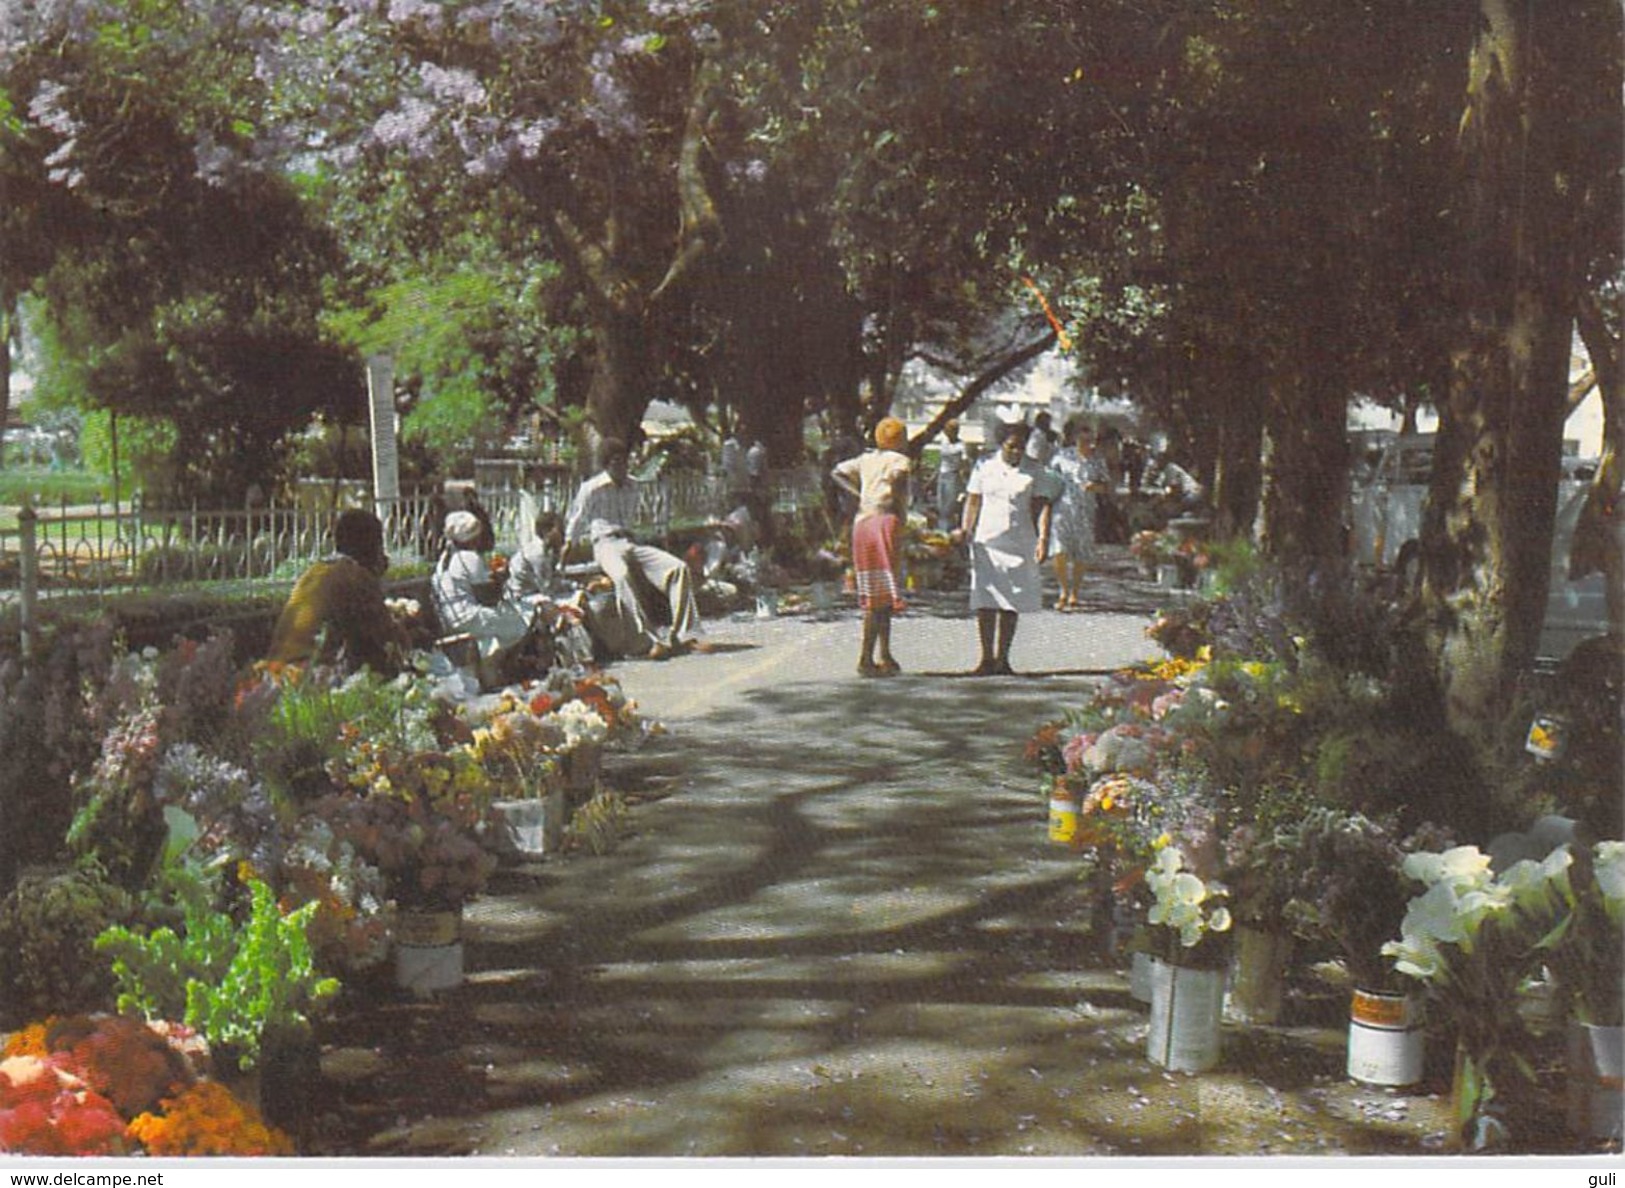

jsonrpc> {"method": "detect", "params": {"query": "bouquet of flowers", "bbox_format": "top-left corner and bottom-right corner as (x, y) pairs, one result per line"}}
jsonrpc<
(1, 1015), (290, 1156)
(1130, 529), (1172, 570)
(1144, 843), (1233, 969)
(1542, 839), (1625, 1026)
(318, 788), (496, 913)
(1282, 808), (1416, 991)
(1380, 843), (1575, 1144)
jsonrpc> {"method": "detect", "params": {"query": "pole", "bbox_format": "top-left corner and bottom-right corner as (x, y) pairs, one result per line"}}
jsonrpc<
(18, 503), (36, 663)
(367, 355), (400, 529)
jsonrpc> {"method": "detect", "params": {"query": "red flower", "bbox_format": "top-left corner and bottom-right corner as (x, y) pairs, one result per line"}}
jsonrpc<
(529, 692), (556, 716)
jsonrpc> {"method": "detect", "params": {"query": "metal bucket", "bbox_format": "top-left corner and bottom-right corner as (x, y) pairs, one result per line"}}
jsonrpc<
(1346, 988), (1425, 1086)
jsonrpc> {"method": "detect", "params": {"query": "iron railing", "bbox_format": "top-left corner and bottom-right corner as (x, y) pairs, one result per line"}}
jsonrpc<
(1, 469), (822, 608)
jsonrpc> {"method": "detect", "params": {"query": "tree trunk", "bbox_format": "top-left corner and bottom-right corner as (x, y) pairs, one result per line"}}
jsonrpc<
(1419, 0), (1591, 744)
(0, 300), (11, 471)
(1261, 370), (1350, 571)
(1210, 352), (1266, 543)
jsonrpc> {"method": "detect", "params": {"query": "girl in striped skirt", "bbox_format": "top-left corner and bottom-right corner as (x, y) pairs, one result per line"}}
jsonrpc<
(831, 417), (913, 677)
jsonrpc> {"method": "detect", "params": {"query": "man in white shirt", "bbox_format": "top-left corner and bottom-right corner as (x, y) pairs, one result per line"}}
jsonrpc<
(565, 439), (703, 660)
(720, 432), (747, 506)
(935, 419), (968, 531)
(1025, 411), (1058, 466)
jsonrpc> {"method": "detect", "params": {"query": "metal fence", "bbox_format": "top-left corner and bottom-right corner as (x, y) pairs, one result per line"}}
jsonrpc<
(1, 467), (823, 611)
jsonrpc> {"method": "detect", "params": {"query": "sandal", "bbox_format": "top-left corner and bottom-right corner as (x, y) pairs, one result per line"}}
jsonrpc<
(858, 660), (881, 678)
(876, 659), (902, 676)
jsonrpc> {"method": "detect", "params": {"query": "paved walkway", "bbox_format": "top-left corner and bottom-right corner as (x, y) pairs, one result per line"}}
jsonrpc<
(314, 562), (1462, 1159)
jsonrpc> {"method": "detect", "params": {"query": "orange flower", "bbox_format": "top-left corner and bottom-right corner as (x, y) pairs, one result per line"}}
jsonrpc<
(3, 1021), (54, 1059)
(127, 1082), (294, 1157)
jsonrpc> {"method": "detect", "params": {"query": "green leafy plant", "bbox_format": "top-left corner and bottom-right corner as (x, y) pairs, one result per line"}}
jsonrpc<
(96, 863), (339, 1072)
(1535, 839), (1624, 1027)
(568, 791), (632, 857)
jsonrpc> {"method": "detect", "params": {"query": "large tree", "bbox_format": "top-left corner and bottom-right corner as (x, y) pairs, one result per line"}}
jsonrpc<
(0, 2), (362, 501)
(1419, 0), (1623, 741)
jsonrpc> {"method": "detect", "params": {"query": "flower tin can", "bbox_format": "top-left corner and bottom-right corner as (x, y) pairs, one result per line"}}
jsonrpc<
(1524, 714), (1569, 762)
(1147, 960), (1225, 1072)
(1047, 787), (1082, 846)
(1347, 988), (1425, 1086)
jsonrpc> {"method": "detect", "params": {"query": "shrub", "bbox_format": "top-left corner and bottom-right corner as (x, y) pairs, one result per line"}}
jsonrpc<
(0, 864), (134, 1026)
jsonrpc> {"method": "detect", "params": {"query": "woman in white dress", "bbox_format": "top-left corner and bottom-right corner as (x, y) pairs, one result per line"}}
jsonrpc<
(953, 420), (1061, 676)
(1050, 418), (1111, 611)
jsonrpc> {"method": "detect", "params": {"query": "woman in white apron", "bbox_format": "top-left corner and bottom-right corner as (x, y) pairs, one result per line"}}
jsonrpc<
(953, 420), (1060, 675)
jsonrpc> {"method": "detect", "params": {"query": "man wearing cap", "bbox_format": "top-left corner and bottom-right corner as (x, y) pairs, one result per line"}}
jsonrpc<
(269, 509), (408, 675)
(565, 438), (703, 660)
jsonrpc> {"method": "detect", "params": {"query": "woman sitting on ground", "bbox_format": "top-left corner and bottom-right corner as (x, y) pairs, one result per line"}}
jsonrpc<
(431, 509), (540, 686)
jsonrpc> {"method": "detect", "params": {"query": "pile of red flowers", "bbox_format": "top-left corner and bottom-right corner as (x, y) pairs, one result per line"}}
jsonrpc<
(0, 1015), (289, 1157)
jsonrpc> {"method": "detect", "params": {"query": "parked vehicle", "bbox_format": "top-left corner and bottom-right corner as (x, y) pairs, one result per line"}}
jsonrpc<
(1347, 432), (1615, 665)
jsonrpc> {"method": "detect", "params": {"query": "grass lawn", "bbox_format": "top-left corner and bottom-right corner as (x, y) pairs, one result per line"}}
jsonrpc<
(0, 468), (128, 529)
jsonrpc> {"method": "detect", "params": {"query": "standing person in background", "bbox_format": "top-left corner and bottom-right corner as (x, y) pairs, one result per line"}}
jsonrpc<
(954, 419), (1060, 676)
(831, 417), (913, 678)
(1025, 411), (1058, 467)
(565, 438), (704, 661)
(744, 438), (774, 549)
(1050, 419), (1112, 611)
(934, 419), (968, 532)
(269, 509), (408, 676)
(720, 430), (748, 511)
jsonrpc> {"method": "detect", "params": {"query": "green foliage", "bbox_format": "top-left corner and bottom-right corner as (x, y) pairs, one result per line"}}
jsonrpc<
(325, 256), (573, 473)
(75, 411), (175, 500)
(567, 791), (632, 857)
(96, 863), (339, 1071)
(0, 862), (133, 1025)
(250, 667), (435, 805)
(0, 467), (111, 507)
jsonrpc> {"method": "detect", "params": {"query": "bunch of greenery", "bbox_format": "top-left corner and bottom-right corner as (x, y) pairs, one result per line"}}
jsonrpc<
(568, 791), (633, 858)
(95, 859), (339, 1072)
(248, 666), (436, 804)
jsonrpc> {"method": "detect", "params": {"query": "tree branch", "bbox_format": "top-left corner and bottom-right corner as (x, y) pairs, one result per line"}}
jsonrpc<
(904, 332), (1057, 458)
(649, 55), (723, 306)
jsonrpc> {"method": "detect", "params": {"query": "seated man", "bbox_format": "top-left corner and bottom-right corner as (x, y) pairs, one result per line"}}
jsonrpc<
(503, 508), (598, 671)
(506, 509), (569, 605)
(564, 438), (703, 660)
(268, 509), (408, 675)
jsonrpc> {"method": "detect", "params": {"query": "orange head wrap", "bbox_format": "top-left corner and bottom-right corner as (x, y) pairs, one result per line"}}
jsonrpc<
(875, 417), (907, 451)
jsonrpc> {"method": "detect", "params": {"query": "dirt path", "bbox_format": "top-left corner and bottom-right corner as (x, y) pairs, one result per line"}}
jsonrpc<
(312, 571), (1465, 1159)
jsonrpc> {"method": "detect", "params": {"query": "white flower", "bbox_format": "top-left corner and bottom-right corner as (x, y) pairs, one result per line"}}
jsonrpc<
(1499, 848), (1572, 909)
(1399, 881), (1471, 946)
(1594, 840), (1625, 903)
(1402, 845), (1491, 888)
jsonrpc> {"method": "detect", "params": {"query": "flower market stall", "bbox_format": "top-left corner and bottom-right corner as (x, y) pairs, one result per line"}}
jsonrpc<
(0, 624), (658, 1155)
(1023, 547), (1623, 1152)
